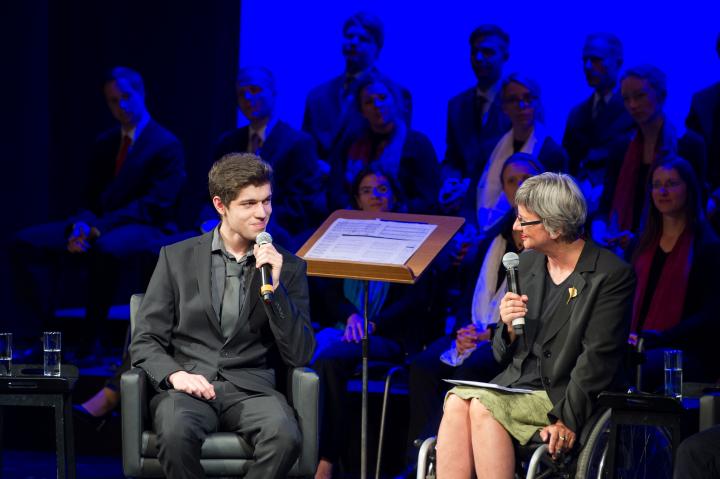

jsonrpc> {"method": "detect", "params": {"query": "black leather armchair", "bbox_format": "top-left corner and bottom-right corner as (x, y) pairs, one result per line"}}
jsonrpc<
(121, 294), (319, 478)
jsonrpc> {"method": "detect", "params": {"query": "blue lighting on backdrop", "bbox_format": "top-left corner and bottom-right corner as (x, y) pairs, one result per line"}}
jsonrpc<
(239, 0), (719, 159)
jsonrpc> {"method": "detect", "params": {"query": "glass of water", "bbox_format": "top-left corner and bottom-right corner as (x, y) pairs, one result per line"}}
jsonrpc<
(43, 331), (62, 377)
(0, 333), (11, 376)
(664, 349), (683, 400)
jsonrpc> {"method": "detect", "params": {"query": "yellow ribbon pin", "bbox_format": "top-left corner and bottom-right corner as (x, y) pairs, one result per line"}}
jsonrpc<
(567, 287), (578, 304)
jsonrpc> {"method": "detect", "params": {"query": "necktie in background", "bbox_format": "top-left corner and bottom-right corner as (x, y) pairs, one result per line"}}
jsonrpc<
(475, 94), (488, 133)
(593, 98), (606, 119)
(114, 135), (132, 176)
(250, 133), (263, 155)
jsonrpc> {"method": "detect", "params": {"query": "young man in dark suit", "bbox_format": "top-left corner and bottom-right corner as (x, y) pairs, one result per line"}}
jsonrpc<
(11, 66), (185, 353)
(439, 24), (512, 213)
(213, 66), (326, 251)
(130, 153), (315, 479)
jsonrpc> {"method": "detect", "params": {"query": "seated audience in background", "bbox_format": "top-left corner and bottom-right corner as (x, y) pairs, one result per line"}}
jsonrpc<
(593, 64), (706, 253)
(686, 33), (720, 196)
(440, 24), (512, 204)
(628, 157), (720, 388)
(303, 11), (412, 160)
(404, 153), (543, 471)
(213, 66), (327, 252)
(674, 425), (720, 479)
(11, 66), (185, 353)
(327, 73), (439, 214)
(313, 165), (433, 479)
(436, 173), (634, 479)
(562, 32), (634, 214)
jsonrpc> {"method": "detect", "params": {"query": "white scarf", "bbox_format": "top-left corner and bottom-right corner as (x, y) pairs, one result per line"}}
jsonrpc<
(471, 233), (507, 330)
(476, 125), (547, 231)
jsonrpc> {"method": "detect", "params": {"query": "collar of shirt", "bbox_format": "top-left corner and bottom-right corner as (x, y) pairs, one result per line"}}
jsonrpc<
(121, 113), (151, 144)
(248, 117), (276, 147)
(592, 91), (614, 110)
(476, 82), (500, 106)
(211, 225), (254, 263)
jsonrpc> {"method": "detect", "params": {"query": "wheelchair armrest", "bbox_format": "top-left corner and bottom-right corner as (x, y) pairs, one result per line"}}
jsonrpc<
(287, 366), (319, 476)
(700, 391), (720, 431)
(121, 367), (150, 477)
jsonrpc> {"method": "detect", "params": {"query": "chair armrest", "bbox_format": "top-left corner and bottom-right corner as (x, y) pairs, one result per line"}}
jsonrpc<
(288, 366), (319, 476)
(700, 392), (720, 431)
(121, 367), (150, 477)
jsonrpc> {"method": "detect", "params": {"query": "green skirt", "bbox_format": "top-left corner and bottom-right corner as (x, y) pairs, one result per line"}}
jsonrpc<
(445, 386), (553, 445)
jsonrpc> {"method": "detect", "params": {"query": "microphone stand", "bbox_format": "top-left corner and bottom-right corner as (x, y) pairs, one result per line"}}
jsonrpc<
(361, 279), (369, 479)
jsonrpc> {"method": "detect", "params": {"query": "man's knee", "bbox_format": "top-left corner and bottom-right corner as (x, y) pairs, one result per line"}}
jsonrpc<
(259, 415), (302, 453)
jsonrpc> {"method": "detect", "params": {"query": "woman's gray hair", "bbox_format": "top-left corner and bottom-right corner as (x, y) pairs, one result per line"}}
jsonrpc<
(514, 172), (587, 242)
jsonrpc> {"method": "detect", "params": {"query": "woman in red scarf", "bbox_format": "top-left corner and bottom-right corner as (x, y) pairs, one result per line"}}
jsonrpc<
(592, 65), (706, 254)
(630, 157), (720, 388)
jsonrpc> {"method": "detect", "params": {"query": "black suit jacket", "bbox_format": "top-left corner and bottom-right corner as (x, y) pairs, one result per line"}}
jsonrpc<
(443, 87), (511, 179)
(77, 119), (185, 233)
(686, 82), (720, 189)
(491, 241), (635, 433)
(302, 72), (413, 159)
(562, 91), (635, 178)
(130, 231), (316, 395)
(214, 120), (327, 234)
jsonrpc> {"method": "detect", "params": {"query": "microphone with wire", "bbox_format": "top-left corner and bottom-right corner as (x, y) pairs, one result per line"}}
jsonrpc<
(256, 232), (274, 304)
(502, 252), (524, 336)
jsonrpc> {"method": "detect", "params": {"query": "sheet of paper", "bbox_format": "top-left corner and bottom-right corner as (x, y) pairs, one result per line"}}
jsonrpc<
(304, 218), (437, 265)
(443, 379), (534, 394)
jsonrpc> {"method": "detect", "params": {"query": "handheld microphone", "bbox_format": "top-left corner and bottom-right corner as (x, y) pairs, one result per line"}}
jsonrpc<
(502, 252), (524, 336)
(256, 232), (274, 304)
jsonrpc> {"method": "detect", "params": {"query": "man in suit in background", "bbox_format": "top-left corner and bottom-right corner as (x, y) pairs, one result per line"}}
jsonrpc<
(130, 154), (315, 479)
(11, 66), (185, 353)
(686, 33), (720, 194)
(302, 11), (412, 160)
(214, 67), (326, 252)
(562, 33), (634, 215)
(439, 24), (512, 213)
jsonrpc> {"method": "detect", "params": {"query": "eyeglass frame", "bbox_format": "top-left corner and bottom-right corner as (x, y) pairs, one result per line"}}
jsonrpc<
(515, 217), (543, 227)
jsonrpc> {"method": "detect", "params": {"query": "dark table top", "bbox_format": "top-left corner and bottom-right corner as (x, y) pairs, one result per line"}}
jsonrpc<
(0, 363), (79, 393)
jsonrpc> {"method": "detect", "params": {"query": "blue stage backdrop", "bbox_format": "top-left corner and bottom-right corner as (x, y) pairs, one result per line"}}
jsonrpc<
(239, 0), (719, 159)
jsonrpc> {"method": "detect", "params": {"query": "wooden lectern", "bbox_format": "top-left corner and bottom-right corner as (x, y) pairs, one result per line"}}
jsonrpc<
(297, 210), (464, 479)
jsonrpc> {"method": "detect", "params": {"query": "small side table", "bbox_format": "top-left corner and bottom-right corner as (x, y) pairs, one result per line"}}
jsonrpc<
(0, 363), (79, 478)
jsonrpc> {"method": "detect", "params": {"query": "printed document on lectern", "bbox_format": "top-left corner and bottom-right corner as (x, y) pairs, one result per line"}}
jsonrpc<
(304, 218), (437, 265)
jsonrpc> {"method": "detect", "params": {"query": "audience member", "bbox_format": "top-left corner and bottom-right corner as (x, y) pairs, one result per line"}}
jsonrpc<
(686, 33), (720, 194)
(11, 66), (185, 353)
(439, 24), (511, 213)
(674, 425), (720, 479)
(628, 157), (720, 388)
(302, 12), (412, 160)
(327, 73), (439, 214)
(562, 33), (634, 214)
(313, 165), (432, 479)
(435, 173), (634, 479)
(130, 153), (315, 479)
(472, 73), (567, 234)
(214, 66), (327, 251)
(593, 64), (706, 253)
(404, 154), (542, 472)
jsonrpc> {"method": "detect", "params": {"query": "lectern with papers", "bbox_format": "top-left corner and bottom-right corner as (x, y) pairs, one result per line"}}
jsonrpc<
(297, 209), (464, 479)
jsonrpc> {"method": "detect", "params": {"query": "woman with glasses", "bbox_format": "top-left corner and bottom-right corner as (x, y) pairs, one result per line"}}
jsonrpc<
(628, 157), (720, 388)
(592, 65), (706, 253)
(436, 173), (634, 479)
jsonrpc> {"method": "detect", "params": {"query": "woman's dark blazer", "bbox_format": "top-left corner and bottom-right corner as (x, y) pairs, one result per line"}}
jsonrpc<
(491, 240), (636, 434)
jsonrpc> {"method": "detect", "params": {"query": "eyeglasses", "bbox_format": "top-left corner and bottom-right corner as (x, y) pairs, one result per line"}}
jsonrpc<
(651, 180), (684, 190)
(516, 217), (543, 227)
(503, 95), (536, 109)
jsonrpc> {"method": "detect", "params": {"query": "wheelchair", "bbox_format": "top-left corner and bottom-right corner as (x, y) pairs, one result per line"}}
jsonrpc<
(415, 392), (680, 479)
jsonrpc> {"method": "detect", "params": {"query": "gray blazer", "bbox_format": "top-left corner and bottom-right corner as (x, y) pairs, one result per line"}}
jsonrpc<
(130, 231), (316, 395)
(491, 241), (635, 433)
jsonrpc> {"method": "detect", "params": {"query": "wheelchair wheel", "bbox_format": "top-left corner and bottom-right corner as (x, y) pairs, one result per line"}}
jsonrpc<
(575, 409), (674, 479)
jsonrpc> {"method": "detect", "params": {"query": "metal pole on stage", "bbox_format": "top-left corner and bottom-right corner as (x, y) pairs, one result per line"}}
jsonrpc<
(360, 280), (369, 479)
